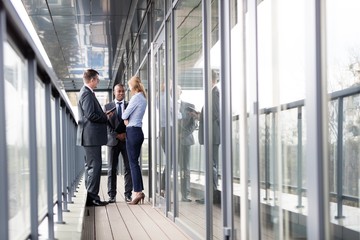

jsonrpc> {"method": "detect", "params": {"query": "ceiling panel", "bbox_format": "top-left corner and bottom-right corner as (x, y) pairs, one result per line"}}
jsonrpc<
(47, 1), (76, 15)
(74, 0), (90, 15)
(21, 0), (135, 92)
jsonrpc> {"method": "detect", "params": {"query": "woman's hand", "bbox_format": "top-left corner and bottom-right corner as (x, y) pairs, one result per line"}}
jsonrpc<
(116, 133), (126, 141)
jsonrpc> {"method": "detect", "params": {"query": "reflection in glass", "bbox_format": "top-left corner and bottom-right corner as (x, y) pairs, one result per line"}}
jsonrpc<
(230, 0), (243, 238)
(326, 0), (360, 201)
(326, 0), (360, 236)
(153, 0), (165, 38)
(35, 79), (48, 219)
(140, 17), (149, 63)
(5, 42), (31, 239)
(339, 97), (359, 198)
(174, 0), (207, 238)
(326, 0), (360, 92)
(153, 38), (167, 211)
(139, 59), (149, 179)
(51, 98), (57, 202)
(257, 1), (307, 238)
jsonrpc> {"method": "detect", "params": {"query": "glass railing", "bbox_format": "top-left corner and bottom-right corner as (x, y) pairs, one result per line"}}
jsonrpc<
(1, 3), (84, 239)
(188, 85), (360, 215)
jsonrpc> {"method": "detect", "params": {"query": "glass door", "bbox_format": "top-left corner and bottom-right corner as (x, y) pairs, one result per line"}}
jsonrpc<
(151, 30), (168, 211)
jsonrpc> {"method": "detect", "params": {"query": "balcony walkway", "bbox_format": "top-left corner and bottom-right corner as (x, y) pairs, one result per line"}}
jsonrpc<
(45, 172), (359, 240)
(46, 175), (191, 240)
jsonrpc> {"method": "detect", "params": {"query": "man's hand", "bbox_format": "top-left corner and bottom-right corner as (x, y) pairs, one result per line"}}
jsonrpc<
(124, 119), (129, 126)
(106, 111), (114, 118)
(189, 111), (199, 119)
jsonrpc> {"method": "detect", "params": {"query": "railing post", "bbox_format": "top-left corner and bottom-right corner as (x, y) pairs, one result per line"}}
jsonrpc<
(55, 98), (65, 224)
(264, 113), (271, 201)
(296, 107), (304, 208)
(62, 107), (69, 211)
(45, 82), (55, 239)
(335, 97), (344, 219)
(67, 113), (74, 204)
(271, 112), (277, 202)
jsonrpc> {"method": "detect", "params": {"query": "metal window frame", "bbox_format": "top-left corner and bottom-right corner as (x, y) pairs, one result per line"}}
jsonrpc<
(219, 0), (234, 238)
(28, 53), (39, 239)
(305, 0), (330, 239)
(0, 5), (9, 240)
(247, 0), (261, 238)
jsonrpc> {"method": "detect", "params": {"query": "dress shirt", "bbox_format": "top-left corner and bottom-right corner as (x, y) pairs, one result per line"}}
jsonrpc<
(115, 100), (124, 120)
(122, 92), (147, 127)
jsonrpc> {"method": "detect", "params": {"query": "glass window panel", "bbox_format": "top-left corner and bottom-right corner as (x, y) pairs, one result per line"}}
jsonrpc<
(326, 0), (360, 237)
(139, 59), (149, 178)
(230, 0), (244, 238)
(35, 78), (47, 219)
(133, 38), (140, 73)
(257, 0), (307, 239)
(51, 97), (57, 202)
(174, 0), (207, 238)
(5, 41), (31, 240)
(326, 0), (360, 92)
(154, 0), (165, 37)
(209, 1), (221, 239)
(140, 17), (149, 62)
(342, 96), (360, 197)
(152, 31), (166, 211)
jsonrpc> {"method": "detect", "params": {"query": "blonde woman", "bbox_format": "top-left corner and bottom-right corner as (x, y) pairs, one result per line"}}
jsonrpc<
(122, 76), (147, 204)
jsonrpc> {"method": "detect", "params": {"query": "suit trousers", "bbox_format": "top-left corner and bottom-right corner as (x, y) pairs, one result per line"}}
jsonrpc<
(107, 140), (133, 198)
(213, 144), (219, 190)
(83, 146), (102, 201)
(179, 144), (191, 199)
(160, 127), (172, 191)
(126, 127), (144, 192)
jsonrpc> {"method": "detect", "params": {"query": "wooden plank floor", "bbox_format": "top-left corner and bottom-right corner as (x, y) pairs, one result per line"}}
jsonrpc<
(59, 173), (359, 240)
(81, 176), (192, 240)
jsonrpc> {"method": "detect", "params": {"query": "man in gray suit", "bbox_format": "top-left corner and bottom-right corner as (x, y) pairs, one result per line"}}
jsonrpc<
(104, 84), (133, 203)
(196, 70), (220, 204)
(177, 86), (197, 202)
(77, 69), (110, 206)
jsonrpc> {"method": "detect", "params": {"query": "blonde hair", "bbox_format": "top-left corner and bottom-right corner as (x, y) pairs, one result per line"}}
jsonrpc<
(129, 76), (147, 98)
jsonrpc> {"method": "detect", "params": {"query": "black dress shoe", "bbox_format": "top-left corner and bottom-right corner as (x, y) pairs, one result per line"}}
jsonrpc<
(108, 197), (116, 203)
(195, 198), (205, 204)
(181, 198), (192, 202)
(87, 199), (109, 206)
(125, 195), (132, 203)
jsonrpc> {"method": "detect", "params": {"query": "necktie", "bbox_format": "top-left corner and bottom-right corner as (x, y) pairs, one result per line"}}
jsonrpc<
(117, 102), (122, 120)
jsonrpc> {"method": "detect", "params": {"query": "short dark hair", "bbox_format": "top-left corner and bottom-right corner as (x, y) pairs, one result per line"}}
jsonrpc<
(83, 69), (99, 83)
(113, 83), (125, 91)
(212, 69), (219, 83)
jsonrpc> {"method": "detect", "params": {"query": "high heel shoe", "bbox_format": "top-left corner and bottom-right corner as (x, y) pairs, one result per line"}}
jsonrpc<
(128, 192), (145, 205)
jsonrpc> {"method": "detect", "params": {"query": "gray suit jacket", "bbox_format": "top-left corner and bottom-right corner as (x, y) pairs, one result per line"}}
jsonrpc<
(76, 86), (108, 146)
(178, 101), (197, 146)
(104, 100), (128, 146)
(198, 85), (220, 145)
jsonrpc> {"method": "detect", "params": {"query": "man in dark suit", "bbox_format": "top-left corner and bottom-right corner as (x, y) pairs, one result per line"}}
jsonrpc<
(104, 84), (133, 203)
(177, 86), (197, 202)
(76, 69), (110, 206)
(196, 70), (220, 204)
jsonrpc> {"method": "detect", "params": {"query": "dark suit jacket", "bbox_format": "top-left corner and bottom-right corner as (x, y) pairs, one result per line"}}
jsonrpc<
(104, 100), (128, 147)
(178, 101), (197, 146)
(76, 85), (108, 146)
(198, 85), (220, 145)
